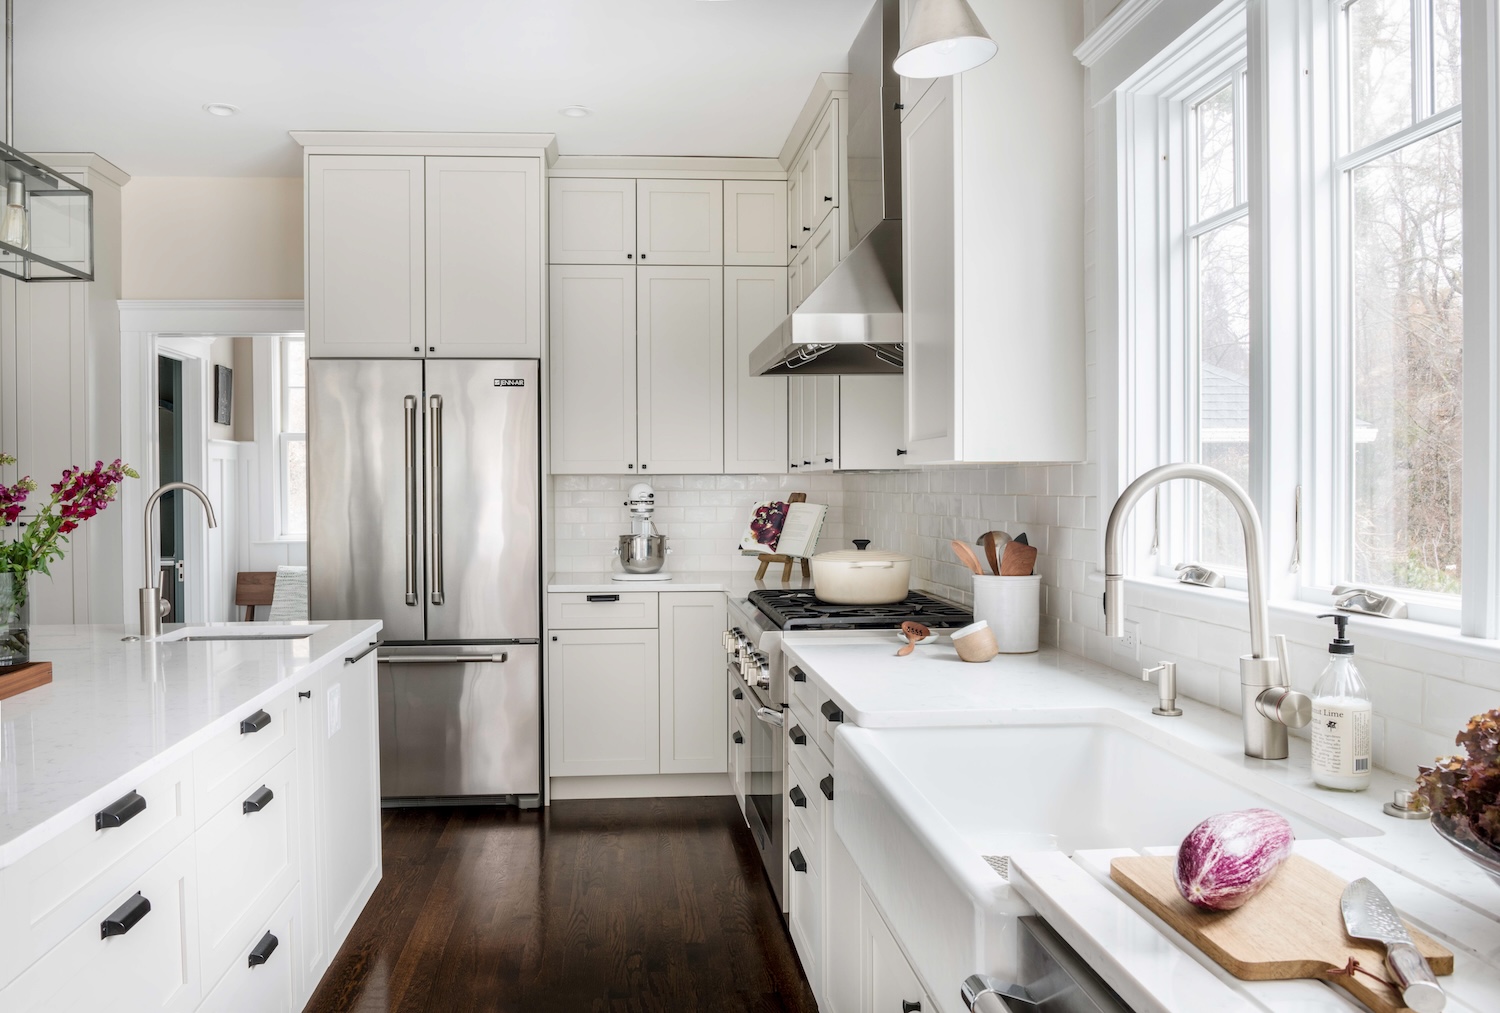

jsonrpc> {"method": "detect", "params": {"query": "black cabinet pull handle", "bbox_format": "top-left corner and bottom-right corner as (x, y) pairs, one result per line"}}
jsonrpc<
(824, 195), (834, 202)
(240, 710), (271, 734)
(626, 253), (634, 259)
(825, 457), (833, 464)
(803, 226), (812, 232)
(789, 725), (807, 745)
(96, 790), (146, 831)
(821, 700), (844, 724)
(902, 1002), (922, 1013)
(789, 785), (807, 808)
(298, 690), (311, 700)
(732, 688), (744, 700)
(640, 254), (647, 260)
(820, 775), (834, 801)
(242, 785), (274, 814)
(789, 848), (807, 873)
(586, 594), (620, 603)
(248, 931), (279, 968)
(790, 244), (798, 250)
(791, 666), (807, 683)
(100, 892), (150, 939)
(790, 462), (799, 468)
(732, 731), (743, 744)
(346, 641), (378, 665)
(896, 448), (908, 456)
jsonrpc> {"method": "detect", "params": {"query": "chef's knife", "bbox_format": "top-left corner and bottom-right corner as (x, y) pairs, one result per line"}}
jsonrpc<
(1340, 877), (1446, 1013)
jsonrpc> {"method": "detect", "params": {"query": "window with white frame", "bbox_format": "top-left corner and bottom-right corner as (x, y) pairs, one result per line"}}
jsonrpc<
(1336, 0), (1462, 599)
(279, 338), (307, 537)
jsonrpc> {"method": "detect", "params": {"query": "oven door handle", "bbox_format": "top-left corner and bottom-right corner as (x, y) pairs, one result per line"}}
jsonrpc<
(753, 706), (784, 727)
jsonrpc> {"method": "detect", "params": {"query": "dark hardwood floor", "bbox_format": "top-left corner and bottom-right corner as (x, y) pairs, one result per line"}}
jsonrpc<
(307, 797), (817, 1012)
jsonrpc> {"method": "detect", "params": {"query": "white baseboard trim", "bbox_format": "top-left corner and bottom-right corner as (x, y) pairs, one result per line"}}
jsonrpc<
(548, 772), (732, 801)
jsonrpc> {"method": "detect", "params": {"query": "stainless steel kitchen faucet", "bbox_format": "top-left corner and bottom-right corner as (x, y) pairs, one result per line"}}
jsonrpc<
(1103, 463), (1310, 759)
(139, 482), (217, 638)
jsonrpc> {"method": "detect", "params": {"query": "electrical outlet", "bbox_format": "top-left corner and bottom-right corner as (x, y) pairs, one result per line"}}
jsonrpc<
(326, 682), (342, 737)
(1119, 620), (1140, 659)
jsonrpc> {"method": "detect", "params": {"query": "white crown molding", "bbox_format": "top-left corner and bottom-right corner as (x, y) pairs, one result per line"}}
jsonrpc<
(118, 299), (305, 335)
(1075, 0), (1170, 67)
(290, 130), (559, 163)
(548, 154), (786, 179)
(778, 73), (851, 169)
(28, 152), (131, 187)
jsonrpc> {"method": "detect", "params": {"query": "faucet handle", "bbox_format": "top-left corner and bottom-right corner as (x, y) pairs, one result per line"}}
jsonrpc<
(1142, 662), (1182, 717)
(1255, 685), (1312, 728)
(1275, 633), (1291, 687)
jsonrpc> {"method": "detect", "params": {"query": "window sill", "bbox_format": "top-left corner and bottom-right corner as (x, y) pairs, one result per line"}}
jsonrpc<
(1095, 573), (1500, 665)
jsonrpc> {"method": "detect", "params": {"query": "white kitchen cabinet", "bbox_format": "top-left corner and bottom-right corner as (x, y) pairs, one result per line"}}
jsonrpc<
(808, 209), (840, 290)
(549, 265), (638, 474)
(862, 887), (930, 1013)
(840, 375), (907, 470)
(548, 629), (661, 777)
(307, 155), (426, 358)
(788, 379), (805, 474)
(724, 267), (789, 474)
(637, 266), (724, 475)
(812, 376), (841, 471)
(658, 592), (728, 774)
(548, 177), (637, 264)
(786, 170), (804, 265)
(424, 156), (542, 357)
(788, 816), (825, 999)
(724, 181), (789, 267)
(637, 179), (723, 266)
(808, 102), (841, 232)
(198, 887), (301, 1013)
(897, 0), (936, 118)
(789, 245), (814, 309)
(791, 147), (815, 254)
(899, 4), (1084, 464)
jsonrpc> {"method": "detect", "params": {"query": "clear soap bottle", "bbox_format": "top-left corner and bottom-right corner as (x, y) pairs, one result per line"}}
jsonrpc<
(1310, 612), (1372, 791)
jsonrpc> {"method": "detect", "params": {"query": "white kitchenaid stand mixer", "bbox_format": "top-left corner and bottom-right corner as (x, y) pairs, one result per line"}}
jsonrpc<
(612, 482), (673, 581)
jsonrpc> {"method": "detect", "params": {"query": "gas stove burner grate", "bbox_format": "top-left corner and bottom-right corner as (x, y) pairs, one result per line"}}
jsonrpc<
(747, 588), (972, 631)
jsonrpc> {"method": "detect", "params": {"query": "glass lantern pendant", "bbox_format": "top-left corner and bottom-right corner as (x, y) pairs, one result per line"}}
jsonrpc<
(0, 179), (27, 249)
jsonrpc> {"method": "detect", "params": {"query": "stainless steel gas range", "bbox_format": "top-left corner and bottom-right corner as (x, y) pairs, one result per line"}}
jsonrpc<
(724, 588), (972, 913)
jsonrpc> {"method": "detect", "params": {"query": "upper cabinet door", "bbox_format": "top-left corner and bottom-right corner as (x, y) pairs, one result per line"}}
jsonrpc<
(809, 211), (840, 290)
(724, 181), (789, 267)
(809, 102), (841, 231)
(786, 169), (804, 264)
(901, 77), (957, 463)
(840, 375), (907, 470)
(637, 266), (724, 474)
(898, 0), (935, 118)
(549, 178), (637, 264)
(724, 266), (789, 475)
(549, 265), (637, 474)
(425, 157), (542, 358)
(308, 155), (425, 358)
(637, 179), (723, 266)
(794, 149), (817, 253)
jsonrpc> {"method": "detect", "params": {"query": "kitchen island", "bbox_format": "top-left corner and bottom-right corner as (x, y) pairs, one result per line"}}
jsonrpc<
(778, 635), (1500, 1013)
(0, 620), (383, 1012)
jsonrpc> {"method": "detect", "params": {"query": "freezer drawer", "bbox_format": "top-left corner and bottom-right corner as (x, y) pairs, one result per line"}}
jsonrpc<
(377, 644), (541, 801)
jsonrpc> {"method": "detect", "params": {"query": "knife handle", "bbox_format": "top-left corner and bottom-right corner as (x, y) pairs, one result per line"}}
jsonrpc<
(1387, 941), (1446, 1013)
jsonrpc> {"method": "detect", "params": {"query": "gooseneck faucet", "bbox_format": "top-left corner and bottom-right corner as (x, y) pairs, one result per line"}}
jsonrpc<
(140, 482), (218, 637)
(1103, 463), (1310, 759)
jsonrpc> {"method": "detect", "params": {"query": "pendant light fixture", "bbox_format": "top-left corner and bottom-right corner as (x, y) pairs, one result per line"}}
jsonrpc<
(892, 0), (998, 79)
(0, 0), (94, 282)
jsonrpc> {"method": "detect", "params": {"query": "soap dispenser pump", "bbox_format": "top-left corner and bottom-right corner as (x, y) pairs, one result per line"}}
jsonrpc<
(1311, 612), (1372, 791)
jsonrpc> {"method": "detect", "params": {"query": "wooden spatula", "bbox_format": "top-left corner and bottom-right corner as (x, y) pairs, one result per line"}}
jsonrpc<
(1000, 541), (1038, 576)
(951, 540), (985, 575)
(976, 531), (1010, 576)
(897, 621), (931, 657)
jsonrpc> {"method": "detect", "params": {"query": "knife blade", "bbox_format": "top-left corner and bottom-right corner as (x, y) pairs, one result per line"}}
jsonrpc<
(1340, 877), (1446, 1012)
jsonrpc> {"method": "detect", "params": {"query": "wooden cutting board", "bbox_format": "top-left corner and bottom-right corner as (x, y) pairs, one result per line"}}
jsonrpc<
(0, 661), (52, 701)
(1111, 854), (1452, 1013)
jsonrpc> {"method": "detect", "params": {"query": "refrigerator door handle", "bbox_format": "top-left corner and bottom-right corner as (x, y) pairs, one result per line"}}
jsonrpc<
(427, 393), (445, 606)
(403, 395), (419, 606)
(380, 652), (509, 665)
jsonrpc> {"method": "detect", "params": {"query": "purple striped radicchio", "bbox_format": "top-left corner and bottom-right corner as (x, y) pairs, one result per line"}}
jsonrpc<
(1174, 808), (1294, 911)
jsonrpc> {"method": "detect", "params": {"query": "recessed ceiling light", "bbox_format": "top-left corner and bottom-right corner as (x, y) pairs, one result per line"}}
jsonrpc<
(559, 105), (591, 118)
(202, 103), (240, 117)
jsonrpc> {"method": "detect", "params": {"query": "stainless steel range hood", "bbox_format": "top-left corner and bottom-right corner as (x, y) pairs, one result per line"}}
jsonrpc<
(751, 0), (903, 377)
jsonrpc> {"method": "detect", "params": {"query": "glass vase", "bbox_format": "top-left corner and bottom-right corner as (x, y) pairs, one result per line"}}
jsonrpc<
(0, 571), (29, 668)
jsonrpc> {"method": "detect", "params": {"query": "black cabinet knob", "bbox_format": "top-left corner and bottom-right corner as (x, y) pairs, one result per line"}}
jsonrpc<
(101, 892), (150, 938)
(732, 688), (744, 700)
(821, 700), (844, 724)
(896, 448), (908, 456)
(732, 730), (743, 744)
(803, 226), (811, 232)
(790, 666), (807, 683)
(902, 1002), (922, 1013)
(413, 346), (420, 353)
(825, 457), (833, 463)
(628, 463), (635, 469)
(242, 785), (275, 814)
(298, 690), (311, 700)
(820, 775), (834, 801)
(790, 463), (799, 469)
(96, 790), (146, 831)
(248, 931), (280, 968)
(240, 710), (271, 734)
(824, 195), (833, 202)
(790, 244), (798, 250)
(626, 253), (634, 259)
(789, 785), (807, 808)
(789, 848), (807, 873)
(789, 725), (807, 746)
(428, 346), (435, 353)
(640, 464), (648, 471)
(802, 460), (811, 466)
(640, 254), (647, 260)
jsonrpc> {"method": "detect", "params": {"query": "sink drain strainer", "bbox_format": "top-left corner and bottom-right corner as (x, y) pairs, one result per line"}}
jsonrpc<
(982, 855), (1010, 880)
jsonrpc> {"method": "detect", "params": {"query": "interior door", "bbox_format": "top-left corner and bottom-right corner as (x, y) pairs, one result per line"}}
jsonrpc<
(423, 359), (540, 642)
(156, 355), (185, 620)
(308, 359), (426, 642)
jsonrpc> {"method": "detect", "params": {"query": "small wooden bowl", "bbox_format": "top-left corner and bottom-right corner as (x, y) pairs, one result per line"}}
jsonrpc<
(951, 621), (999, 663)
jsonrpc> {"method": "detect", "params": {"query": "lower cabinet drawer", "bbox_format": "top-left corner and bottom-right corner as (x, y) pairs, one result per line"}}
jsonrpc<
(198, 885), (301, 1013)
(0, 752), (195, 988)
(0, 837), (201, 1013)
(195, 688), (296, 824)
(787, 816), (824, 997)
(547, 591), (658, 629)
(196, 753), (300, 991)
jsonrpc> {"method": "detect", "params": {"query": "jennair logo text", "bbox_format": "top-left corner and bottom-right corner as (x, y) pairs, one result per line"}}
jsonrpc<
(494, 378), (525, 387)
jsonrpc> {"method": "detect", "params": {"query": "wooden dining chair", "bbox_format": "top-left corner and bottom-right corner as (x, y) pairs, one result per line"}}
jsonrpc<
(235, 572), (278, 621)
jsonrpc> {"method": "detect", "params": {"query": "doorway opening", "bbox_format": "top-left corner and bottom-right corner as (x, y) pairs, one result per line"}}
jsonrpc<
(156, 355), (186, 621)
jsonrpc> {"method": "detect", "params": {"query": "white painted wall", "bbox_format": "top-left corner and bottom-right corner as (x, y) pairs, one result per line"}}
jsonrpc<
(121, 177), (303, 299)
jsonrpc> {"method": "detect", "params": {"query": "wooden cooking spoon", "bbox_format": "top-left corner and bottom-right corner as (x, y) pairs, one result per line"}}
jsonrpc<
(897, 621), (932, 657)
(976, 531), (1011, 576)
(950, 539), (985, 576)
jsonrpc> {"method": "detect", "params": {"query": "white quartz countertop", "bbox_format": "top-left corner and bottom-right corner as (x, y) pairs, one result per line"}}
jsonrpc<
(0, 620), (382, 867)
(547, 569), (815, 595)
(783, 636), (1500, 1011)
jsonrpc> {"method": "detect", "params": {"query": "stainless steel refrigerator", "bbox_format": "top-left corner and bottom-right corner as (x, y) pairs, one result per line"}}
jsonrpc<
(309, 358), (541, 807)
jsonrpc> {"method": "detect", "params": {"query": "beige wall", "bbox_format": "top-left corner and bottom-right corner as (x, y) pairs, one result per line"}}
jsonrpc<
(205, 336), (255, 441)
(121, 177), (302, 299)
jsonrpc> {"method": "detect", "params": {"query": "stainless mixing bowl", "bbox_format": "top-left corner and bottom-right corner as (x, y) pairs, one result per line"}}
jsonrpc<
(616, 533), (668, 574)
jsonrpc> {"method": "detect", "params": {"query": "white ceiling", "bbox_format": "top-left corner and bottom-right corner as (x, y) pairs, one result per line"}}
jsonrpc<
(15, 0), (873, 178)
